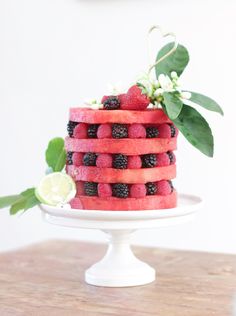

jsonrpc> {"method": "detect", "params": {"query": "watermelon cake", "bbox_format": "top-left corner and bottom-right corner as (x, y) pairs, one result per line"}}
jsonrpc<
(0, 29), (223, 215)
(65, 86), (178, 211)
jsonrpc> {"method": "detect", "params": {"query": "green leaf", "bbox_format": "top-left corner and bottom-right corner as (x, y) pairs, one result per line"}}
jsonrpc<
(24, 194), (40, 211)
(187, 91), (224, 115)
(163, 92), (183, 120)
(21, 188), (36, 198)
(156, 42), (189, 77)
(0, 195), (22, 209)
(46, 137), (66, 172)
(10, 197), (27, 215)
(10, 188), (40, 215)
(173, 104), (214, 157)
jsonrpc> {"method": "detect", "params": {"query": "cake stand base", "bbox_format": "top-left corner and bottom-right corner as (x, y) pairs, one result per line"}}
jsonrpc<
(40, 194), (202, 287)
(85, 230), (155, 287)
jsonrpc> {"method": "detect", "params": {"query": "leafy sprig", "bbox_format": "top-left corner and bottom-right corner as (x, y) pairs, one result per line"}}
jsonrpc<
(0, 137), (66, 215)
(138, 42), (223, 157)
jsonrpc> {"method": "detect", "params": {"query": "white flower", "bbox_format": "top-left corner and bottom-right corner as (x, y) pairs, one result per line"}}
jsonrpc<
(180, 91), (192, 99)
(171, 71), (178, 79)
(84, 99), (103, 110)
(154, 88), (164, 97)
(158, 74), (174, 92)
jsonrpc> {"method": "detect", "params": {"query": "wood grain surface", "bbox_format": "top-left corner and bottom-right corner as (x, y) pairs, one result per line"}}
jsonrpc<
(0, 240), (235, 316)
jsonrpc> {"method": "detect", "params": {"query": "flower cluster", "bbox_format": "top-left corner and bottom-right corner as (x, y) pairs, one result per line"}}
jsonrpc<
(137, 72), (191, 107)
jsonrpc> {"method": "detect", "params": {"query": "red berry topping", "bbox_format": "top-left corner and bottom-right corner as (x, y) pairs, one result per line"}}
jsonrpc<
(73, 123), (88, 139)
(158, 123), (171, 138)
(130, 184), (147, 198)
(118, 93), (127, 106)
(156, 153), (170, 167)
(128, 124), (146, 138)
(121, 85), (150, 111)
(101, 95), (109, 103)
(76, 182), (85, 196)
(96, 154), (113, 168)
(72, 152), (84, 167)
(98, 183), (112, 198)
(156, 180), (172, 196)
(128, 156), (142, 169)
(97, 123), (112, 139)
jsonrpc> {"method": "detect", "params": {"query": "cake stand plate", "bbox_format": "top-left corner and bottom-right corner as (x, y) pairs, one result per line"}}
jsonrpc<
(40, 194), (202, 287)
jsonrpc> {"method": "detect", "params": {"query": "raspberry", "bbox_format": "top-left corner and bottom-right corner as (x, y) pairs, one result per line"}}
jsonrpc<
(103, 96), (120, 110)
(128, 124), (146, 138)
(118, 93), (127, 106)
(72, 152), (84, 167)
(67, 151), (73, 165)
(67, 121), (78, 137)
(98, 183), (112, 198)
(96, 154), (113, 168)
(156, 180), (172, 196)
(101, 95), (109, 103)
(169, 124), (177, 137)
(112, 124), (128, 138)
(142, 154), (157, 168)
(146, 182), (157, 195)
(113, 154), (128, 169)
(84, 182), (98, 196)
(158, 123), (171, 138)
(156, 153), (170, 167)
(146, 126), (159, 138)
(127, 156), (142, 169)
(83, 153), (97, 166)
(88, 124), (99, 138)
(76, 181), (85, 195)
(112, 183), (129, 198)
(121, 85), (150, 110)
(97, 124), (112, 139)
(73, 123), (88, 139)
(130, 184), (146, 198)
(167, 151), (176, 164)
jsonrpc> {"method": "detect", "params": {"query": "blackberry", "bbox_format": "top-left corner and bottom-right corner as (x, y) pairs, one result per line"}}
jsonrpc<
(112, 124), (128, 139)
(168, 180), (174, 193)
(83, 153), (97, 166)
(84, 182), (98, 196)
(88, 124), (99, 138)
(67, 151), (73, 165)
(146, 182), (157, 195)
(167, 151), (175, 164)
(67, 121), (78, 137)
(113, 154), (128, 169)
(103, 96), (120, 110)
(142, 154), (157, 168)
(112, 183), (129, 198)
(169, 124), (176, 137)
(146, 126), (159, 138)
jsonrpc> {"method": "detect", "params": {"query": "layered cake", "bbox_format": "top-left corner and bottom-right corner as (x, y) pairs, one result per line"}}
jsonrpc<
(65, 86), (178, 210)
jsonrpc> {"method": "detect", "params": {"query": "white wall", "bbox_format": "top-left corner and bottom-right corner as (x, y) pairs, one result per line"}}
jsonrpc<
(0, 0), (235, 253)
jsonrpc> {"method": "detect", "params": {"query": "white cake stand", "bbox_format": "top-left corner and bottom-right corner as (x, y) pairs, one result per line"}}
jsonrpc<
(40, 193), (202, 287)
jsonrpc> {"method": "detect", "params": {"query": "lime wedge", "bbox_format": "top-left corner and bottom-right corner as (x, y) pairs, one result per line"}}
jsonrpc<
(35, 172), (76, 206)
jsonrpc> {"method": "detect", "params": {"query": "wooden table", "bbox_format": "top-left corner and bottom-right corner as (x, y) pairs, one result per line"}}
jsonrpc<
(0, 241), (235, 316)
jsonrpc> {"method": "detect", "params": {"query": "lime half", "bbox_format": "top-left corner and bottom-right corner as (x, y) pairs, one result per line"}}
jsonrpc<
(36, 172), (76, 206)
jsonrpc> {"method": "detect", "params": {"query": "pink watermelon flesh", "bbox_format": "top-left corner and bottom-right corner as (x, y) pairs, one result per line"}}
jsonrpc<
(69, 108), (172, 124)
(67, 165), (176, 183)
(70, 190), (177, 210)
(65, 137), (177, 155)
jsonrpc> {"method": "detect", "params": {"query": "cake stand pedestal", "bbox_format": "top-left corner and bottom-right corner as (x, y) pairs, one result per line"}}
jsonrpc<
(40, 193), (202, 287)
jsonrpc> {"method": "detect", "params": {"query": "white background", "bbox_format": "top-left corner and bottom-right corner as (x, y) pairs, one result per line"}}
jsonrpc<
(0, 0), (235, 253)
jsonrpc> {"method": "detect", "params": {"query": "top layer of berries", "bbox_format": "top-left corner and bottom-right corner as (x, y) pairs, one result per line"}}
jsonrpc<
(101, 85), (150, 111)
